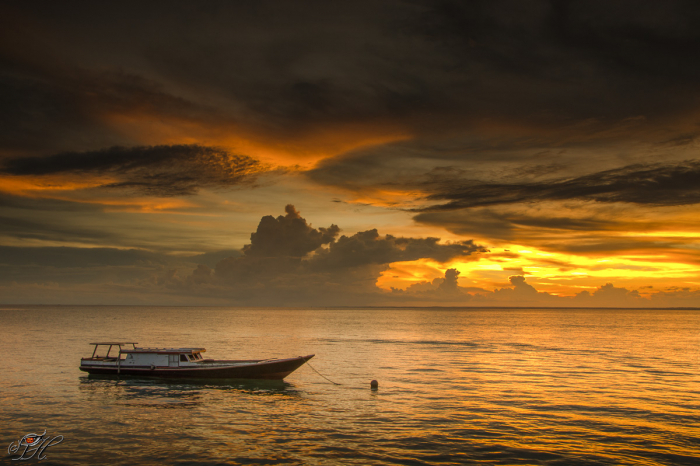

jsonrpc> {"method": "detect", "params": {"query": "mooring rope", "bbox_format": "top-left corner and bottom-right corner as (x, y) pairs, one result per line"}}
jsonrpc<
(306, 361), (341, 385)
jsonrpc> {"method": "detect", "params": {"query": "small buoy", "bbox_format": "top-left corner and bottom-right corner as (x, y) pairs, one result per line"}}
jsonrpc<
(370, 379), (378, 389)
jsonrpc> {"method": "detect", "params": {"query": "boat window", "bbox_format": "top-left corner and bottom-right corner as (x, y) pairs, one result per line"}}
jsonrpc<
(180, 354), (187, 362)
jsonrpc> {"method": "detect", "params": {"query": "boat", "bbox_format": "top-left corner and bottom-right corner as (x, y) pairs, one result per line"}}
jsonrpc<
(79, 342), (314, 380)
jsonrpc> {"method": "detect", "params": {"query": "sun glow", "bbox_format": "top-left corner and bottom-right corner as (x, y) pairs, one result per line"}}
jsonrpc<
(0, 175), (201, 213)
(377, 241), (700, 298)
(102, 111), (411, 168)
(0, 175), (113, 196)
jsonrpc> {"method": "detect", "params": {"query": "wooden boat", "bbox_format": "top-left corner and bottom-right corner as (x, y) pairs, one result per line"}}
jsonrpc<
(79, 342), (314, 380)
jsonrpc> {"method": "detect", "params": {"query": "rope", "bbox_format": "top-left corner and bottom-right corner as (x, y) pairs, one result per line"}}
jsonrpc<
(306, 361), (341, 385)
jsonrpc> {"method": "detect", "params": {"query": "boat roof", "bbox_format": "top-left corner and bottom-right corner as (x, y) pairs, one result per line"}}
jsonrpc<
(89, 342), (138, 345)
(120, 347), (206, 354)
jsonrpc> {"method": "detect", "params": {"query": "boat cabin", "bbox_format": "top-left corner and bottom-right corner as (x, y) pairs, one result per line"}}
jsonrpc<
(82, 342), (207, 368)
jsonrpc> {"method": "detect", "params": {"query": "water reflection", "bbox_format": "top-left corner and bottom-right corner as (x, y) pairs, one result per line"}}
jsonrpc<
(78, 375), (300, 409)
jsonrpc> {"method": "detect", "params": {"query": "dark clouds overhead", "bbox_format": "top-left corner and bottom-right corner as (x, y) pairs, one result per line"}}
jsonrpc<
(2, 144), (266, 196)
(3, 0), (700, 155)
(0, 47), (213, 154)
(417, 160), (700, 211)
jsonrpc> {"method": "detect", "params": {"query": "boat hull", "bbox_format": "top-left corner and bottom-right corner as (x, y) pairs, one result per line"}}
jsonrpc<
(79, 355), (314, 380)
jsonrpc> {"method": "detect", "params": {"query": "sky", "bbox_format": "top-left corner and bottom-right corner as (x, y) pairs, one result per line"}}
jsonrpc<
(1, 0), (700, 307)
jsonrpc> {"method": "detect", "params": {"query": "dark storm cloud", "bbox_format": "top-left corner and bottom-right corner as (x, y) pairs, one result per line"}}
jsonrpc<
(417, 207), (691, 255)
(3, 0), (700, 155)
(304, 129), (692, 200)
(412, 207), (693, 255)
(2, 145), (266, 196)
(423, 0), (700, 119)
(413, 209), (625, 242)
(417, 160), (700, 211)
(0, 48), (216, 154)
(304, 137), (582, 203)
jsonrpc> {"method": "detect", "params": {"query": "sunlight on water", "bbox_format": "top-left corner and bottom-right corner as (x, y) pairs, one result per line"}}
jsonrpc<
(1, 306), (699, 465)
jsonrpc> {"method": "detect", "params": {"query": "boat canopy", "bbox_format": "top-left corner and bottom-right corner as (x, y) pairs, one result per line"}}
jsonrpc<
(85, 343), (206, 357)
(86, 342), (138, 359)
(120, 347), (206, 355)
(89, 342), (138, 345)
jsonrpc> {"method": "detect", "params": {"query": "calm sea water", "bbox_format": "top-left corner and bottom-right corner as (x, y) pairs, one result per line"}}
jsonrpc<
(1, 306), (699, 465)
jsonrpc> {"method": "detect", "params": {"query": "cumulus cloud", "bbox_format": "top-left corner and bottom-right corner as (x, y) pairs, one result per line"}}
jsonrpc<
(309, 230), (483, 270)
(391, 268), (474, 303)
(391, 273), (662, 307)
(243, 205), (339, 258)
(1, 144), (266, 196)
(494, 275), (540, 298)
(193, 205), (486, 304)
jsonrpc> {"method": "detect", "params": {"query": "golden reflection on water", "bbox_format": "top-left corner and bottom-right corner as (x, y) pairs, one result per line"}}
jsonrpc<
(1, 306), (699, 465)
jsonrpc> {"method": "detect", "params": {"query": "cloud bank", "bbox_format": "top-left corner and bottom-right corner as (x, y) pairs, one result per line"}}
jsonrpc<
(1, 206), (699, 307)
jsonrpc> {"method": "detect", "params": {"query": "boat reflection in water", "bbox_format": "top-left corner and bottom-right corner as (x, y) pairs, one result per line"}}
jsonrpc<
(78, 374), (303, 410)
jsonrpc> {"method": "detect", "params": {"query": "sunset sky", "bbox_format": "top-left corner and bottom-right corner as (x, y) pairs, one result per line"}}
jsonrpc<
(2, 1), (700, 306)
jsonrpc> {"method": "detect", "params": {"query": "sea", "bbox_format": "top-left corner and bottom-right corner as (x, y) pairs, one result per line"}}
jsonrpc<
(1, 306), (698, 465)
